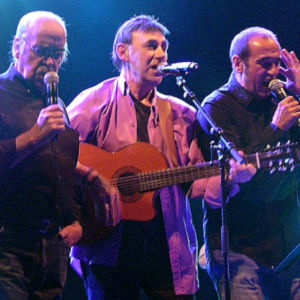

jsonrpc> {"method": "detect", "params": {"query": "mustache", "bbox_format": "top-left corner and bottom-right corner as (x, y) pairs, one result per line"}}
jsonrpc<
(35, 65), (55, 77)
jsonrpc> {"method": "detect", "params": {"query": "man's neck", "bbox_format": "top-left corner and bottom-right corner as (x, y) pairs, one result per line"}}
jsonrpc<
(125, 78), (155, 106)
(121, 69), (156, 106)
(129, 87), (154, 107)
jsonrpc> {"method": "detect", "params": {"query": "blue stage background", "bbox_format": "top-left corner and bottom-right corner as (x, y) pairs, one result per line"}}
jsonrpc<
(1, 1), (300, 299)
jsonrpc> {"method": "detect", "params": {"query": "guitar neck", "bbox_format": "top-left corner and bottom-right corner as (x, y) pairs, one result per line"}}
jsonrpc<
(138, 162), (221, 192)
(136, 149), (290, 192)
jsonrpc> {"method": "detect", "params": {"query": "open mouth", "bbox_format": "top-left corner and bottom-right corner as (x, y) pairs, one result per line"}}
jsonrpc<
(262, 78), (273, 88)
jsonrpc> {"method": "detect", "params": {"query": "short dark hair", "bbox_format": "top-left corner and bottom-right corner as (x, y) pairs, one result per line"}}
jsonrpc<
(111, 15), (170, 71)
(229, 26), (279, 63)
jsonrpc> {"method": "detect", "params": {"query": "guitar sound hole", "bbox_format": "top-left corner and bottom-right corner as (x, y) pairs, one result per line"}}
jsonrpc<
(117, 172), (140, 196)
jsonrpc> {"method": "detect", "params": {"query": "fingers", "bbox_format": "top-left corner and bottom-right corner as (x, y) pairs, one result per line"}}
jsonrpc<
(38, 105), (65, 127)
(59, 223), (83, 247)
(36, 105), (65, 138)
(271, 95), (300, 130)
(228, 157), (257, 184)
(281, 49), (300, 67)
(279, 97), (300, 115)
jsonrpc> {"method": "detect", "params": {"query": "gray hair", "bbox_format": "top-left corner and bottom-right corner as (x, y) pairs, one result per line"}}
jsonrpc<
(111, 14), (170, 71)
(11, 11), (68, 63)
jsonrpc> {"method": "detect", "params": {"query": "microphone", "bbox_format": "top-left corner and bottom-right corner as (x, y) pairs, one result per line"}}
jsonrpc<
(269, 79), (300, 127)
(157, 62), (198, 76)
(268, 79), (287, 101)
(44, 71), (59, 106)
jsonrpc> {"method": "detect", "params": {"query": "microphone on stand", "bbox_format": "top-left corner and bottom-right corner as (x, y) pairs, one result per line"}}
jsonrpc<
(157, 62), (198, 76)
(44, 71), (59, 106)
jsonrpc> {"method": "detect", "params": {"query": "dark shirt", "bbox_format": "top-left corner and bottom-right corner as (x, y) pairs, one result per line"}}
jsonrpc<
(198, 73), (300, 267)
(0, 65), (80, 227)
(131, 92), (151, 143)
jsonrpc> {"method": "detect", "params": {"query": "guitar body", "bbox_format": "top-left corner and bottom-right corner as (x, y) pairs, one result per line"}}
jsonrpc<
(79, 142), (169, 221)
(78, 140), (299, 230)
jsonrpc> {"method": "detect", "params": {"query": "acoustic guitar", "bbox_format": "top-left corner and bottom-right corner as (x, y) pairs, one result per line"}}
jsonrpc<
(78, 141), (299, 223)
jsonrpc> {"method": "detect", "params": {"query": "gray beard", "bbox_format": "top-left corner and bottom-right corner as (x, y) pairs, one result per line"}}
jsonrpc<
(33, 65), (55, 92)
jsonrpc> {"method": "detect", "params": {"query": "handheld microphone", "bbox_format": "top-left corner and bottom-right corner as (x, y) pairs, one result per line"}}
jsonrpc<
(268, 79), (287, 101)
(44, 71), (59, 106)
(269, 79), (300, 127)
(157, 62), (198, 76)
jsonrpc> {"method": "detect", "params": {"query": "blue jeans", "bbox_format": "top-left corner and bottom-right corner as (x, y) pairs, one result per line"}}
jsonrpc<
(207, 249), (300, 300)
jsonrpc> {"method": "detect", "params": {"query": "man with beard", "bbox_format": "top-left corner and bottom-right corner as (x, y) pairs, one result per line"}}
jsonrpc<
(198, 27), (300, 299)
(0, 11), (85, 299)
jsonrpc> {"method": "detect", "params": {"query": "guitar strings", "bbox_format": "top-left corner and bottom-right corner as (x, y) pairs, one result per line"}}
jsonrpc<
(108, 146), (295, 193)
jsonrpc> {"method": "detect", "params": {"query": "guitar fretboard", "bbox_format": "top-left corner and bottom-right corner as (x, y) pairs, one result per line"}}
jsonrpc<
(111, 146), (297, 193)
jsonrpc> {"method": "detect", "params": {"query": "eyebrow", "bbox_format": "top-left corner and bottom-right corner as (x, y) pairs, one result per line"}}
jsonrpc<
(257, 57), (281, 63)
(144, 39), (168, 48)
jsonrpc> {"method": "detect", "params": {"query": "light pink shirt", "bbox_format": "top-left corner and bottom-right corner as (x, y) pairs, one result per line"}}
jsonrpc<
(68, 76), (228, 295)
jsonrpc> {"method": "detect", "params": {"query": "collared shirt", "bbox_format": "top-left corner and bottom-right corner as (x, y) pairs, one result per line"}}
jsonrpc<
(199, 73), (300, 267)
(0, 65), (79, 226)
(68, 75), (227, 295)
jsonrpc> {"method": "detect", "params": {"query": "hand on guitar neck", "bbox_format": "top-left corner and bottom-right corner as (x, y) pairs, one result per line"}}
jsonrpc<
(227, 151), (257, 185)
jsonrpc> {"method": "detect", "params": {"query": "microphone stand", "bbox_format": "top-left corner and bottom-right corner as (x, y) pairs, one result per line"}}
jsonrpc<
(176, 76), (245, 300)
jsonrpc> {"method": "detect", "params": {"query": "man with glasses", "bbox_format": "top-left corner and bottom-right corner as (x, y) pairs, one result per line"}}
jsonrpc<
(21, 37), (66, 63)
(0, 11), (85, 299)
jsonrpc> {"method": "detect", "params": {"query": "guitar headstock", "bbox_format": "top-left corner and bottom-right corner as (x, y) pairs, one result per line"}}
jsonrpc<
(261, 141), (299, 174)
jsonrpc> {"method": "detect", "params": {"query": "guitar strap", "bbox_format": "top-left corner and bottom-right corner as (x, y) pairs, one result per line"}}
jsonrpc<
(157, 98), (178, 167)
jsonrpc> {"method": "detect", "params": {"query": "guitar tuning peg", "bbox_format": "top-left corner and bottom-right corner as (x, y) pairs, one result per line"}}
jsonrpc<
(288, 158), (295, 172)
(277, 159), (286, 172)
(276, 142), (281, 148)
(285, 140), (291, 146)
(270, 167), (276, 174)
(279, 165), (287, 172)
(265, 144), (271, 150)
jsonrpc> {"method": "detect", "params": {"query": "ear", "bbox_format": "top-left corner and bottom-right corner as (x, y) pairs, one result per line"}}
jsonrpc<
(13, 37), (22, 60)
(232, 55), (244, 73)
(116, 43), (129, 63)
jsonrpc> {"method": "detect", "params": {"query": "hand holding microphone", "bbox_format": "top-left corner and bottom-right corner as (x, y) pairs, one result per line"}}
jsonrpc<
(25, 71), (64, 147)
(269, 79), (300, 130)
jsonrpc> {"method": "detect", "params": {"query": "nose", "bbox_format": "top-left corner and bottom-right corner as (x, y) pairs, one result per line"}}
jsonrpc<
(43, 56), (56, 67)
(268, 63), (280, 76)
(155, 46), (167, 60)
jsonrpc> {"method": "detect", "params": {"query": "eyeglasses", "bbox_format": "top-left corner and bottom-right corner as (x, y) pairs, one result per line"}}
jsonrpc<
(22, 38), (66, 61)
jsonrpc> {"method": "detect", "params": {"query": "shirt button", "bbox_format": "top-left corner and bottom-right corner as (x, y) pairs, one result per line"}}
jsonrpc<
(131, 123), (135, 127)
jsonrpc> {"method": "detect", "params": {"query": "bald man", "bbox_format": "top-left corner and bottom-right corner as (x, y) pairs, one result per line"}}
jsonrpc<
(0, 11), (83, 299)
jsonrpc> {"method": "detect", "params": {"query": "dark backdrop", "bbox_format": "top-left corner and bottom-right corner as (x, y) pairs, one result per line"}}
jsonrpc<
(1, 1), (300, 299)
